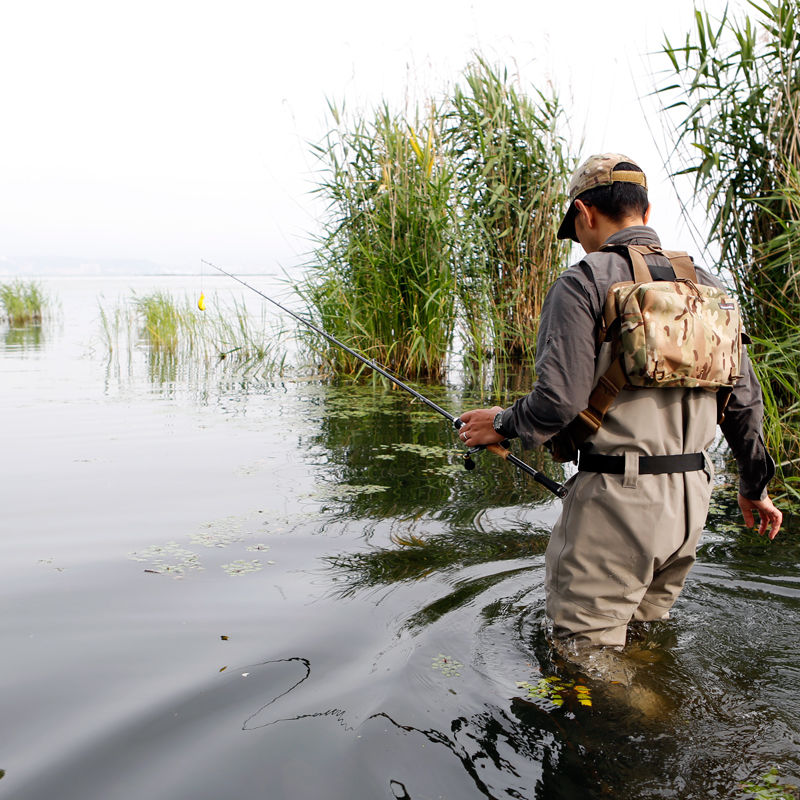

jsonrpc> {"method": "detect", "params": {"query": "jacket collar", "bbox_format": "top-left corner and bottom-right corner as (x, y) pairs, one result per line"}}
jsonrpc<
(602, 225), (662, 249)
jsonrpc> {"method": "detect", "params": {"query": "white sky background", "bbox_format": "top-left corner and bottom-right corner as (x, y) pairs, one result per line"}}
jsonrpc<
(0, 0), (738, 275)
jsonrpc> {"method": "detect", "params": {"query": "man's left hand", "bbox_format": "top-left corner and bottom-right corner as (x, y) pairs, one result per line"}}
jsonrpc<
(738, 493), (783, 540)
(457, 406), (505, 447)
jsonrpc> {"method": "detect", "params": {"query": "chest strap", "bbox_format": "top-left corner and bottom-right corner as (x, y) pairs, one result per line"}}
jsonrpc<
(578, 451), (705, 474)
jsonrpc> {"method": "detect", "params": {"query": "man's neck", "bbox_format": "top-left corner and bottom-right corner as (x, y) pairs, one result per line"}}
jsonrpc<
(583, 217), (647, 253)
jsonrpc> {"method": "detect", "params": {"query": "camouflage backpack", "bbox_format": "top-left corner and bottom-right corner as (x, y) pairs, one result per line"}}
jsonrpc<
(547, 244), (743, 463)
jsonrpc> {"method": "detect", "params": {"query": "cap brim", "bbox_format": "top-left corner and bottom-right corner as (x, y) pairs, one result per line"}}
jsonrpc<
(557, 205), (578, 242)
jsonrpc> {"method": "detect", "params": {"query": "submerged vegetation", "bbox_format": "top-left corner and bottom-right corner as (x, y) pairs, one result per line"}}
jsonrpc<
(660, 0), (800, 497)
(0, 279), (48, 325)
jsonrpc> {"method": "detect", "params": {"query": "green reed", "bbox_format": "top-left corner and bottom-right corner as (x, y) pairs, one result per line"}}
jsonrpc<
(100, 292), (286, 379)
(0, 279), (48, 325)
(297, 57), (571, 386)
(210, 299), (287, 376)
(659, 0), (800, 497)
(660, 1), (800, 332)
(300, 101), (457, 380)
(446, 56), (572, 365)
(134, 292), (188, 355)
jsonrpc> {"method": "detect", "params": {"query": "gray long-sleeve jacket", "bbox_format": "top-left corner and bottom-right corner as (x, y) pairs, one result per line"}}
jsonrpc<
(497, 226), (774, 500)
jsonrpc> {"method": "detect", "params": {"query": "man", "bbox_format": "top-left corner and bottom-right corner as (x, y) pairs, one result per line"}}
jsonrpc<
(458, 153), (782, 648)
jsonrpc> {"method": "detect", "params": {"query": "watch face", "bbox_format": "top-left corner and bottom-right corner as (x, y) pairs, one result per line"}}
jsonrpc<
(493, 412), (503, 432)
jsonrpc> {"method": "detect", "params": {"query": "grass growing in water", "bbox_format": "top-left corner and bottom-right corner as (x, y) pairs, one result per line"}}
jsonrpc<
(99, 291), (287, 379)
(447, 56), (572, 364)
(0, 279), (48, 325)
(300, 101), (457, 380)
(297, 56), (572, 387)
(134, 291), (187, 354)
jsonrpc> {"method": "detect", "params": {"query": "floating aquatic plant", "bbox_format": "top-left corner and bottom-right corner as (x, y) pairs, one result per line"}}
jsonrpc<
(431, 654), (463, 678)
(128, 542), (203, 577)
(191, 518), (244, 549)
(516, 676), (592, 709)
(379, 443), (453, 458)
(221, 559), (263, 576)
(312, 483), (390, 500)
(741, 768), (799, 800)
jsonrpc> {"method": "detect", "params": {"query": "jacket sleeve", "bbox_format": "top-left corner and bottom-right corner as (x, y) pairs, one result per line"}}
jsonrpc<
(719, 346), (776, 500)
(499, 267), (600, 449)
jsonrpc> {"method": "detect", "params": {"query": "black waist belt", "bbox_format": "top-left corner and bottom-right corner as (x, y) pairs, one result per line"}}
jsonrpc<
(577, 452), (705, 475)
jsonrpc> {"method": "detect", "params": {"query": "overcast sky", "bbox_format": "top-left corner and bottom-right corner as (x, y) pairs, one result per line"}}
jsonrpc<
(0, 0), (737, 274)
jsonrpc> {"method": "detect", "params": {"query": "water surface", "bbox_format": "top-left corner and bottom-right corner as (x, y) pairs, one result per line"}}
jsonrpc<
(1, 277), (798, 799)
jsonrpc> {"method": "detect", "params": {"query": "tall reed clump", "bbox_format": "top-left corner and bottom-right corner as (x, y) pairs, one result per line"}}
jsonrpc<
(0, 279), (47, 325)
(299, 102), (457, 381)
(447, 57), (572, 364)
(659, 0), (800, 493)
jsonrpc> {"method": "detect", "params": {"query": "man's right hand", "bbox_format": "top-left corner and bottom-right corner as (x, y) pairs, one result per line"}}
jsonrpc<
(738, 493), (783, 540)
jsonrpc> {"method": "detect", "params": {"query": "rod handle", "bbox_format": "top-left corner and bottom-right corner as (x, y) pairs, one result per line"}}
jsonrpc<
(500, 448), (569, 499)
(454, 420), (568, 498)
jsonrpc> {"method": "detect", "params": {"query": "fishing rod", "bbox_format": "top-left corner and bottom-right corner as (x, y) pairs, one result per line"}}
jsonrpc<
(202, 260), (568, 499)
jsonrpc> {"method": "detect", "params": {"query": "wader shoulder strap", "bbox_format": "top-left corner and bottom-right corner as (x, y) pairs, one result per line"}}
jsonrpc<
(561, 357), (628, 447)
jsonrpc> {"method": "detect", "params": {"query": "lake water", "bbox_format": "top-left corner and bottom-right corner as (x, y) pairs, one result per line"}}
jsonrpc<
(2, 276), (799, 800)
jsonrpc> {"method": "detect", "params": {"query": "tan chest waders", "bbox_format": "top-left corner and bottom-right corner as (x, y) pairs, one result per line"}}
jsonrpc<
(548, 244), (743, 464)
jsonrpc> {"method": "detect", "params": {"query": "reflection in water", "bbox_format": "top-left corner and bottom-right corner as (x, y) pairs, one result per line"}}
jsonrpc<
(3, 323), (44, 351)
(307, 382), (567, 521)
(326, 529), (548, 599)
(6, 293), (800, 800)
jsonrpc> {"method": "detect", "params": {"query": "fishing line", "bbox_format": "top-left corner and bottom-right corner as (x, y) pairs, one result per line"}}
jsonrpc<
(198, 258), (206, 311)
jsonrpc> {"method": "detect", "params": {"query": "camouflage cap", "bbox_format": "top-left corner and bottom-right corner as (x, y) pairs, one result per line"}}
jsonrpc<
(557, 153), (648, 241)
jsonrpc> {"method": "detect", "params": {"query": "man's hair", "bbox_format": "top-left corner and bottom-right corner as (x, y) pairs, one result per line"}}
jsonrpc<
(574, 162), (649, 221)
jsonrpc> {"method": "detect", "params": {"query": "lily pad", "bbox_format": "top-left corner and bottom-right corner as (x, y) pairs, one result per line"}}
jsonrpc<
(431, 653), (463, 678)
(128, 542), (203, 577)
(221, 559), (263, 576)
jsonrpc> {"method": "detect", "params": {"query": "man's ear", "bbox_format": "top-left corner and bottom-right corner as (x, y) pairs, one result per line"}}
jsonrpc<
(643, 204), (651, 225)
(574, 198), (595, 230)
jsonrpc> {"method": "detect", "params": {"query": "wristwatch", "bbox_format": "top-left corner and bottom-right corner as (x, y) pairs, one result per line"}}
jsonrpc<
(492, 411), (505, 436)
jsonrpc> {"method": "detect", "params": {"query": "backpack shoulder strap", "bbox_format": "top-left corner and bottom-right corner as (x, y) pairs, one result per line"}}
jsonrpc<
(623, 245), (654, 283)
(626, 244), (699, 282)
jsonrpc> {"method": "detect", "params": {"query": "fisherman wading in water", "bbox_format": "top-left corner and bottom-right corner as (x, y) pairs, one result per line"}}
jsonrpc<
(459, 153), (782, 654)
